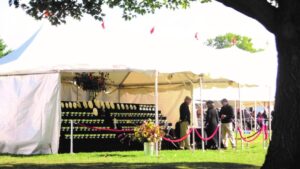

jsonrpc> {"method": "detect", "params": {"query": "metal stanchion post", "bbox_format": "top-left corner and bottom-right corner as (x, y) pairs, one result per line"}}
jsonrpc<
(262, 121), (266, 149)
(250, 117), (252, 131)
(70, 120), (74, 154)
(192, 127), (195, 153)
(199, 77), (205, 152)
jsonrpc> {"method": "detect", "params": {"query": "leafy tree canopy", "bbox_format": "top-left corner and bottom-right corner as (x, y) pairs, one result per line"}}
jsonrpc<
(206, 33), (264, 53)
(8, 0), (211, 25)
(0, 38), (11, 58)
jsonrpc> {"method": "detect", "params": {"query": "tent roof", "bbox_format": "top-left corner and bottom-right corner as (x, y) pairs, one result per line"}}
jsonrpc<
(0, 23), (277, 87)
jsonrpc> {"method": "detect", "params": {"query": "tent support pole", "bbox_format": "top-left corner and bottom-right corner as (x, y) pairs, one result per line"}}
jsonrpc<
(234, 99), (237, 143)
(199, 77), (205, 152)
(238, 83), (243, 150)
(254, 100), (257, 131)
(154, 70), (159, 157)
(191, 82), (196, 153)
(70, 120), (74, 154)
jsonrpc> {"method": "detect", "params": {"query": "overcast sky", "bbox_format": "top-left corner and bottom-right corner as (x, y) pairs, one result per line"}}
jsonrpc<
(0, 1), (276, 53)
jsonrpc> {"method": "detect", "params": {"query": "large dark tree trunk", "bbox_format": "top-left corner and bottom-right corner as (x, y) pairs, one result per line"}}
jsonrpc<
(262, 3), (300, 168)
(215, 1), (300, 168)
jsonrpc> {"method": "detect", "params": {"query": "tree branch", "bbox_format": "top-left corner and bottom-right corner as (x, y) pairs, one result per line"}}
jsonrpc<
(215, 0), (277, 33)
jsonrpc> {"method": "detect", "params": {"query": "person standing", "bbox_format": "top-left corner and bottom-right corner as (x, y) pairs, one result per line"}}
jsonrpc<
(196, 103), (207, 148)
(205, 101), (219, 149)
(179, 96), (192, 150)
(219, 98), (236, 149)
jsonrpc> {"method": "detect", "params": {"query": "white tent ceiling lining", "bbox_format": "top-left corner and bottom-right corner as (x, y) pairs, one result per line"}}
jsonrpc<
(61, 71), (242, 89)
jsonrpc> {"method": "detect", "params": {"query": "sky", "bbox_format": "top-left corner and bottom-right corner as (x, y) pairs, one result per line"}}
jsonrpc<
(0, 1), (277, 52)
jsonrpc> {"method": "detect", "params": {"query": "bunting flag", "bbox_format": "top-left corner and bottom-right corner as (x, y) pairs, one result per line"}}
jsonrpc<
(101, 21), (105, 29)
(150, 26), (155, 34)
(194, 32), (199, 40)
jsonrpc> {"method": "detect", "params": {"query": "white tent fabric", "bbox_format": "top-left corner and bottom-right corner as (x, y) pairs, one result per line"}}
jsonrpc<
(0, 23), (277, 88)
(0, 73), (60, 154)
(198, 86), (275, 102)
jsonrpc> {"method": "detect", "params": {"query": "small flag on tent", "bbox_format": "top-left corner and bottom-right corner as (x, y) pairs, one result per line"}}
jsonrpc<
(194, 32), (199, 40)
(101, 21), (105, 29)
(150, 26), (155, 34)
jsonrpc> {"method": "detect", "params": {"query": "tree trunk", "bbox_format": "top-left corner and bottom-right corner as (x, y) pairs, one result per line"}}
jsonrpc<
(262, 13), (300, 168)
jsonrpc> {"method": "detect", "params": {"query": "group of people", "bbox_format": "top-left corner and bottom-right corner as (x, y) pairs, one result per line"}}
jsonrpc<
(179, 96), (236, 150)
(236, 107), (272, 131)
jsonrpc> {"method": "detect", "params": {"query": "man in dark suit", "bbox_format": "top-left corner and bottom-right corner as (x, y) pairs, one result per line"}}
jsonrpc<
(179, 96), (192, 150)
(219, 98), (236, 149)
(205, 101), (219, 149)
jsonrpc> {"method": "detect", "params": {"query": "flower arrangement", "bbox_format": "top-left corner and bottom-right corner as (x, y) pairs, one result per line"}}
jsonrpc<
(134, 119), (164, 143)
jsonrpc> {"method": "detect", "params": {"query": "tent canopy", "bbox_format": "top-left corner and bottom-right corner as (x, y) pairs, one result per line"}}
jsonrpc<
(0, 23), (277, 87)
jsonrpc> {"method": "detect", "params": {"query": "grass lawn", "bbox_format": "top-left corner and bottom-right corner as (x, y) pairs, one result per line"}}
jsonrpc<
(0, 139), (267, 169)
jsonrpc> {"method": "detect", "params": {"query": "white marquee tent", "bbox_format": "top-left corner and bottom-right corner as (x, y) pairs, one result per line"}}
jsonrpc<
(0, 23), (277, 155)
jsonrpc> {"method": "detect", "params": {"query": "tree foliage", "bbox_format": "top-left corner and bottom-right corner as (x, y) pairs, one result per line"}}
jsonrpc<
(8, 0), (210, 25)
(206, 33), (263, 53)
(0, 38), (11, 58)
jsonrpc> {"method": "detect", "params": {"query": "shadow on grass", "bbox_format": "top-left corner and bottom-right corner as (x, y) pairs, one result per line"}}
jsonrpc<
(96, 154), (137, 158)
(0, 162), (259, 169)
(0, 153), (136, 158)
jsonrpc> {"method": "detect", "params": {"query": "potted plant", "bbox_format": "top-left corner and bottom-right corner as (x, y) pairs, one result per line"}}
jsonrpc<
(134, 119), (164, 156)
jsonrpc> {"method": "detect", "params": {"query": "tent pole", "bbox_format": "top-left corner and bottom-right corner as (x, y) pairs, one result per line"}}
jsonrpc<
(234, 98), (237, 146)
(268, 86), (272, 141)
(199, 77), (205, 152)
(191, 82), (196, 153)
(70, 120), (74, 154)
(238, 83), (243, 149)
(254, 100), (257, 131)
(234, 99), (237, 130)
(154, 70), (159, 157)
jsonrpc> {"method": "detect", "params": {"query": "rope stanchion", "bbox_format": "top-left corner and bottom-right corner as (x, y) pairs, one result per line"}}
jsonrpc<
(237, 126), (264, 143)
(236, 130), (261, 140)
(76, 123), (134, 133)
(162, 129), (193, 143)
(194, 126), (220, 141)
(263, 125), (268, 140)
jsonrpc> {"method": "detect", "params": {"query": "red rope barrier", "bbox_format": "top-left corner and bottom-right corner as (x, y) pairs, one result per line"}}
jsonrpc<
(76, 123), (134, 133)
(236, 130), (261, 140)
(237, 126), (264, 143)
(162, 129), (193, 143)
(263, 125), (268, 140)
(194, 126), (220, 141)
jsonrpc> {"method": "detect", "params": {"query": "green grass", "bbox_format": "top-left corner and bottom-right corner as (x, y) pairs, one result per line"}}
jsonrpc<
(0, 139), (267, 169)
